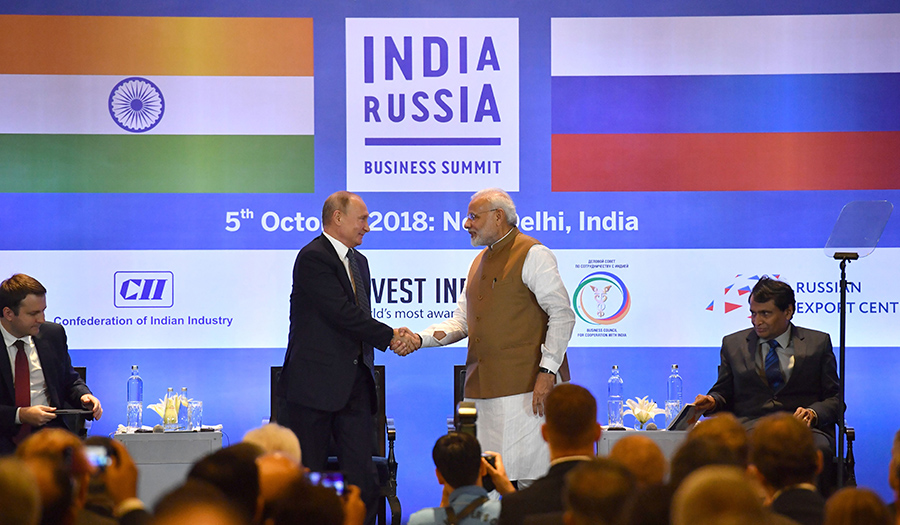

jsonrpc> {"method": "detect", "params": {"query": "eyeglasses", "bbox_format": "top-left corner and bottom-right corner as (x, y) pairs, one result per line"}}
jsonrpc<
(465, 208), (498, 221)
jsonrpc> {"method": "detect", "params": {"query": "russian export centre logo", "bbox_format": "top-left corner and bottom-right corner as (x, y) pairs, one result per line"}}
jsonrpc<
(572, 272), (631, 325)
(705, 274), (780, 315)
(345, 18), (519, 192)
(114, 271), (174, 308)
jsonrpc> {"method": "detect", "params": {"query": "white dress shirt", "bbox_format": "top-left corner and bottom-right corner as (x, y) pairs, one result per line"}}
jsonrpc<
(1, 322), (50, 423)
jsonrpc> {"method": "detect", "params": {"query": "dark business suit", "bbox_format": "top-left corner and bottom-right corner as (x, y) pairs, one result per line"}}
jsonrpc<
(707, 324), (840, 493)
(0, 322), (91, 455)
(276, 233), (393, 516)
(499, 459), (588, 525)
(770, 487), (825, 525)
(707, 324), (839, 430)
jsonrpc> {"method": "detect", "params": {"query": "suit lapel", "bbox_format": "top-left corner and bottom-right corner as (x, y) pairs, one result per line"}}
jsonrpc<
(785, 325), (807, 388)
(33, 332), (59, 406)
(743, 330), (767, 386)
(318, 234), (355, 302)
(0, 344), (13, 401)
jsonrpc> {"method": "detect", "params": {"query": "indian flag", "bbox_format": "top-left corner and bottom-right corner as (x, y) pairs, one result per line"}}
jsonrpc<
(0, 15), (314, 193)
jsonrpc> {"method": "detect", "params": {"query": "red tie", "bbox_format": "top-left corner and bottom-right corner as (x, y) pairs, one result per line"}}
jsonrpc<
(13, 340), (31, 444)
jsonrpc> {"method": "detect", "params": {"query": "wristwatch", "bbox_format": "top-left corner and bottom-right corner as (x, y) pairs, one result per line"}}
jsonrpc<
(538, 367), (556, 376)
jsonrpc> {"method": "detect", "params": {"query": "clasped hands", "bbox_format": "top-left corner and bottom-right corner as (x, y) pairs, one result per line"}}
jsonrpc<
(391, 327), (421, 356)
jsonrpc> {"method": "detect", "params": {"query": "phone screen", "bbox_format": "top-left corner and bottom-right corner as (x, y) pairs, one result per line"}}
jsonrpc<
(85, 445), (111, 469)
(306, 471), (345, 495)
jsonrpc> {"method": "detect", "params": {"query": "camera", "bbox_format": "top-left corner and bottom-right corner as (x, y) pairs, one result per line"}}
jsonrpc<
(305, 471), (345, 496)
(481, 453), (496, 492)
(455, 401), (477, 436)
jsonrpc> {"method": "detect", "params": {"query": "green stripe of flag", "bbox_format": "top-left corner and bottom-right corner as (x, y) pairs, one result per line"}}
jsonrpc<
(0, 134), (314, 193)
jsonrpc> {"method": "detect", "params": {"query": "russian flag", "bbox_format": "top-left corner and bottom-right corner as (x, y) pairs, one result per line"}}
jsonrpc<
(551, 14), (900, 192)
(0, 15), (314, 193)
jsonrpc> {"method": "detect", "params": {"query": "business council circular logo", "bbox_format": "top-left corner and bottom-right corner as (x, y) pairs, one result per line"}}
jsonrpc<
(573, 272), (631, 325)
(109, 77), (165, 132)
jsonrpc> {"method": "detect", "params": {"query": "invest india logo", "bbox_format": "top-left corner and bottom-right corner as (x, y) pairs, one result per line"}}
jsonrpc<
(573, 272), (630, 325)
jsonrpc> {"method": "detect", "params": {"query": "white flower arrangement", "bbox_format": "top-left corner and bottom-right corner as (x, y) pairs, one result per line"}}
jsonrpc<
(624, 396), (666, 429)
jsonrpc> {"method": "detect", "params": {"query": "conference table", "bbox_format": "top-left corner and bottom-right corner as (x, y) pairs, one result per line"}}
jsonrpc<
(114, 431), (223, 507)
(598, 428), (688, 461)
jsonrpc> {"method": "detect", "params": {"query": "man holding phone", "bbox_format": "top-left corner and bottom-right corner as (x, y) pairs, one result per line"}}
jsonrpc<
(0, 273), (103, 454)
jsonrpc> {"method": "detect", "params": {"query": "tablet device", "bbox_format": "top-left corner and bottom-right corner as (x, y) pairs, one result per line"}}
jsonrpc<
(53, 409), (94, 415)
(666, 403), (701, 431)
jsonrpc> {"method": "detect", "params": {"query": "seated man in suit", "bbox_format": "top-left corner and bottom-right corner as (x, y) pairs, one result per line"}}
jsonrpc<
(693, 276), (839, 493)
(408, 432), (504, 525)
(499, 384), (602, 525)
(1, 273), (102, 454)
(750, 413), (825, 525)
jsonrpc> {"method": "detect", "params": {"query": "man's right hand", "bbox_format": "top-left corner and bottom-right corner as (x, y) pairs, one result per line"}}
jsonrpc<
(693, 394), (716, 414)
(19, 405), (57, 426)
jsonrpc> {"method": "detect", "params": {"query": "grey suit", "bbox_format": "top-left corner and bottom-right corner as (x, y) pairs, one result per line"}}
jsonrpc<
(706, 324), (840, 430)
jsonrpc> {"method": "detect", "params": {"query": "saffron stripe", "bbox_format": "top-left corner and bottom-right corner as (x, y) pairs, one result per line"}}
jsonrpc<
(551, 132), (900, 192)
(0, 15), (314, 77)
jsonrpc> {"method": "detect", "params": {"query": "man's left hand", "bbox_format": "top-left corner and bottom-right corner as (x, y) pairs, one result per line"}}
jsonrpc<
(532, 373), (555, 417)
(793, 407), (816, 427)
(81, 394), (103, 420)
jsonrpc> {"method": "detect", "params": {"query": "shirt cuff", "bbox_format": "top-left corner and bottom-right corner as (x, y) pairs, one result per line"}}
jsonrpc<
(15, 407), (21, 425)
(114, 498), (145, 518)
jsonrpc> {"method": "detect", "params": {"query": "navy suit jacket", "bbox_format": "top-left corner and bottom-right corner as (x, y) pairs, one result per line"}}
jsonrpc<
(707, 324), (840, 430)
(277, 233), (393, 413)
(499, 459), (588, 525)
(0, 322), (91, 454)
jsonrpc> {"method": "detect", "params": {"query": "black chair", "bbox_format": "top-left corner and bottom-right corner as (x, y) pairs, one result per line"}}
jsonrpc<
(66, 366), (89, 438)
(270, 365), (400, 525)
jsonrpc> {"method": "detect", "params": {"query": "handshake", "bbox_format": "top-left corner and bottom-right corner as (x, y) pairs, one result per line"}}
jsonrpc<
(390, 327), (421, 356)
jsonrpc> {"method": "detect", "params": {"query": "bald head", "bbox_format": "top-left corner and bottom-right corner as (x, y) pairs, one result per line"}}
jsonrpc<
(671, 466), (765, 525)
(609, 434), (667, 488)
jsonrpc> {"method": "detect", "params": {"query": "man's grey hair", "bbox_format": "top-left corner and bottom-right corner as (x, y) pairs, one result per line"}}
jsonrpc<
(471, 188), (517, 226)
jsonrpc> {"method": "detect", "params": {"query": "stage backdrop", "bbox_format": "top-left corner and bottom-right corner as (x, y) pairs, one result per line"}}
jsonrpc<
(2, 0), (899, 517)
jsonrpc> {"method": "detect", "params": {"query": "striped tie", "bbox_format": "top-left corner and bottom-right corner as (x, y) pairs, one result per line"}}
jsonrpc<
(347, 249), (369, 314)
(764, 339), (784, 391)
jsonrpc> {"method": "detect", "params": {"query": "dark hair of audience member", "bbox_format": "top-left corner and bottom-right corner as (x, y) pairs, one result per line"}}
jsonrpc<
(432, 431), (482, 489)
(749, 413), (819, 490)
(187, 443), (263, 522)
(824, 487), (892, 525)
(687, 412), (749, 467)
(0, 457), (41, 525)
(544, 383), (598, 449)
(563, 457), (637, 525)
(22, 454), (76, 525)
(265, 478), (344, 525)
(153, 479), (246, 525)
(619, 483), (675, 525)
(668, 436), (741, 489)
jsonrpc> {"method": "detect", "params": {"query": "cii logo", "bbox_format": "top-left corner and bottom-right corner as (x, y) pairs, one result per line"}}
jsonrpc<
(114, 272), (174, 308)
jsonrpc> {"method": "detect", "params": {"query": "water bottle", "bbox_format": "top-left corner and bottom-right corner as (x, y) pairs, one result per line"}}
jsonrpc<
(163, 387), (178, 431)
(178, 387), (189, 430)
(126, 365), (143, 430)
(666, 364), (683, 428)
(608, 365), (624, 428)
